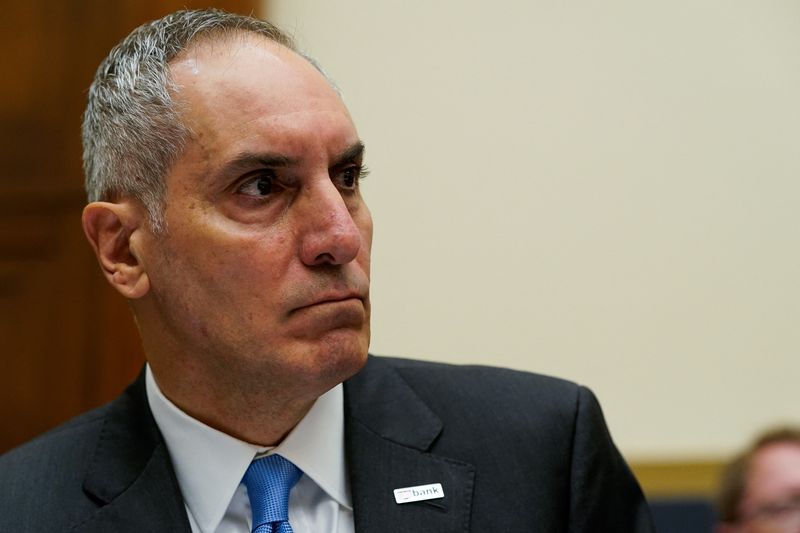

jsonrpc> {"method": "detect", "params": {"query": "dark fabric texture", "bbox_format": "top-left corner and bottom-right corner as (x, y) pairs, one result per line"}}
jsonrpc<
(0, 355), (655, 532)
(649, 498), (715, 533)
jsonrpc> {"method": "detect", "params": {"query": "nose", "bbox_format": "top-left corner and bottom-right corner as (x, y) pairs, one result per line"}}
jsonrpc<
(298, 182), (362, 266)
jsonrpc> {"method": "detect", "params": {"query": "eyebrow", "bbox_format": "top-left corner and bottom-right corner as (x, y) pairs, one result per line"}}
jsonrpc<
(330, 141), (365, 169)
(219, 152), (296, 176)
(217, 141), (365, 178)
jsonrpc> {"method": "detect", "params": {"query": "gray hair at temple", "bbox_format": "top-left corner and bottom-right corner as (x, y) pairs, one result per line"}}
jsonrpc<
(82, 8), (331, 232)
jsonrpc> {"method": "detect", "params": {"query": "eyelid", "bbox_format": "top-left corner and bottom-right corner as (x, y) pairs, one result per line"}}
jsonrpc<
(338, 162), (368, 175)
(333, 164), (368, 189)
(235, 168), (276, 187)
(234, 169), (281, 198)
(237, 166), (274, 179)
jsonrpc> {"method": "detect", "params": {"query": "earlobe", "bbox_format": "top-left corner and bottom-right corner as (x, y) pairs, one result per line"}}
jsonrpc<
(82, 201), (151, 299)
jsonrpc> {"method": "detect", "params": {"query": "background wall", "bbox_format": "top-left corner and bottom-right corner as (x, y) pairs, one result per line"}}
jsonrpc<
(267, 0), (800, 461)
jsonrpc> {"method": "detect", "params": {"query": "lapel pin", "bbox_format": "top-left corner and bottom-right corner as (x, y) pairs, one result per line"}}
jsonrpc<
(393, 483), (444, 504)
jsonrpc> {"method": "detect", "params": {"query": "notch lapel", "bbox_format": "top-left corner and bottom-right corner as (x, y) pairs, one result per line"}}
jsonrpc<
(344, 357), (475, 533)
(74, 373), (192, 533)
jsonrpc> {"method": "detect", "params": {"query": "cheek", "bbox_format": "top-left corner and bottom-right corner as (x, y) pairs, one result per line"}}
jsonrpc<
(259, 229), (294, 280)
(176, 209), (295, 272)
(151, 224), (296, 319)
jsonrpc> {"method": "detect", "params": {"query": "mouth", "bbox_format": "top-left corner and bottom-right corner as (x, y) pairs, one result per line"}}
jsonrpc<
(287, 290), (368, 334)
(292, 292), (365, 314)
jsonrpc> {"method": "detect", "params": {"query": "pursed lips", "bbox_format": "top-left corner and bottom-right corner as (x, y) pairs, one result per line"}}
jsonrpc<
(291, 291), (366, 313)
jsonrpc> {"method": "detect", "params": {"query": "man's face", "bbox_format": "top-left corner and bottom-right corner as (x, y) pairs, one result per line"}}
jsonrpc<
(136, 35), (372, 395)
(734, 443), (800, 532)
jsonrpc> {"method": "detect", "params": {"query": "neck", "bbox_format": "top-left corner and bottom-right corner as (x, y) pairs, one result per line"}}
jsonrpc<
(148, 359), (319, 447)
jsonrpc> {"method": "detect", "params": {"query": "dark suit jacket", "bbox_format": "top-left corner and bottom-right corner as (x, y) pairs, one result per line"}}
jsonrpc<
(0, 356), (654, 532)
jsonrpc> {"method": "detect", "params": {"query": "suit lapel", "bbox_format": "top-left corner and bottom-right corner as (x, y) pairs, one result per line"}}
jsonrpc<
(74, 373), (192, 533)
(73, 358), (475, 532)
(344, 357), (475, 533)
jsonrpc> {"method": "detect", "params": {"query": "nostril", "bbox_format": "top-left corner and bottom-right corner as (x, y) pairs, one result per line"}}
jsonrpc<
(301, 219), (361, 266)
(312, 252), (336, 265)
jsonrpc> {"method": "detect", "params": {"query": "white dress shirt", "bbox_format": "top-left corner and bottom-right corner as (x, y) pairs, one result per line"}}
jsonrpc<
(145, 366), (354, 533)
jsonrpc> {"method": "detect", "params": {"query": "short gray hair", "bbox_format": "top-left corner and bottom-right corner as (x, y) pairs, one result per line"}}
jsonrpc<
(82, 9), (297, 231)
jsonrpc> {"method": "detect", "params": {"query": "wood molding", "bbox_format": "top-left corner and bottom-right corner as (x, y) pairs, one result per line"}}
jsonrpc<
(631, 460), (724, 499)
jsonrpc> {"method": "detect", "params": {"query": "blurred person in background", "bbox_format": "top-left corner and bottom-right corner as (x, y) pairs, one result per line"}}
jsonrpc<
(717, 427), (800, 533)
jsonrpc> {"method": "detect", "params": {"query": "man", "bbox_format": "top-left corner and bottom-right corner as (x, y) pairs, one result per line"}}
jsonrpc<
(717, 428), (800, 533)
(0, 9), (653, 532)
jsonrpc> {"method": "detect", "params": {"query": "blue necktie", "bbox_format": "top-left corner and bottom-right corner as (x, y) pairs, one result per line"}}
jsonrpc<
(242, 454), (303, 533)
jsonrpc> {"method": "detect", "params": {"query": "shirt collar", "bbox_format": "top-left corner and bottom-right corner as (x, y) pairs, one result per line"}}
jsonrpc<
(145, 365), (351, 533)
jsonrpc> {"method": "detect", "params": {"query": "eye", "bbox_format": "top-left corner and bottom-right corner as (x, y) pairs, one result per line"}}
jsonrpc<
(336, 165), (368, 190)
(237, 171), (276, 197)
(342, 168), (358, 188)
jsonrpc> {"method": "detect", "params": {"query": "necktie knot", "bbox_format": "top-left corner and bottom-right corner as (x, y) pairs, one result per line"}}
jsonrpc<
(242, 454), (302, 533)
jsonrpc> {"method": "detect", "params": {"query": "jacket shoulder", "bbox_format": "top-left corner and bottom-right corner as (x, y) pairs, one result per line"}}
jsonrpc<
(359, 356), (653, 531)
(1, 401), (110, 469)
(361, 355), (587, 450)
(0, 402), (112, 529)
(369, 354), (582, 408)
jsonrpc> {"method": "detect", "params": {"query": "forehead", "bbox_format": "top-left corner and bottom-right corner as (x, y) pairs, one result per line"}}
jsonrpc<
(167, 33), (356, 167)
(746, 442), (800, 501)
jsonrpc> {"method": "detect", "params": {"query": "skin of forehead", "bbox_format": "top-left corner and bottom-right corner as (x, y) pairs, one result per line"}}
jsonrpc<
(170, 32), (345, 123)
(167, 32), (355, 183)
(743, 442), (800, 510)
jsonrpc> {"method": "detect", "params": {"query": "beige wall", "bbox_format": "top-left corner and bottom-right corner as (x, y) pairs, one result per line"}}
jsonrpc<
(267, 0), (800, 460)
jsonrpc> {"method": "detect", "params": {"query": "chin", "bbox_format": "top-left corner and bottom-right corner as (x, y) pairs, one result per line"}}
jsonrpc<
(320, 335), (369, 381)
(289, 330), (369, 389)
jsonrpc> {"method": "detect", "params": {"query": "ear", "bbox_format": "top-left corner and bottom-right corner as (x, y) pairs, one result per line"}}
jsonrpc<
(82, 201), (151, 299)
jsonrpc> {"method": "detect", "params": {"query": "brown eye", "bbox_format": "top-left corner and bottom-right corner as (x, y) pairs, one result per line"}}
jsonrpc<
(255, 176), (272, 195)
(337, 165), (367, 190)
(342, 168), (357, 188)
(238, 173), (275, 197)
